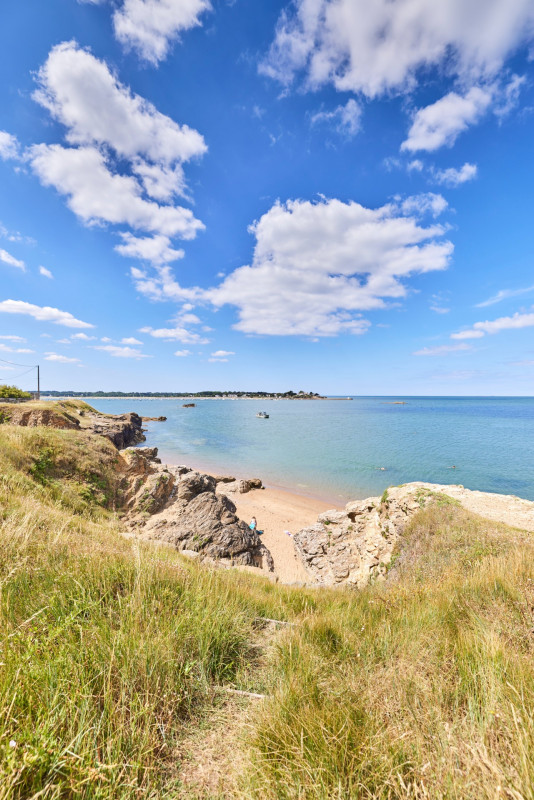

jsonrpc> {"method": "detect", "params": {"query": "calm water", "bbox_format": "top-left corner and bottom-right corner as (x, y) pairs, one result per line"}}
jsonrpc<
(87, 397), (534, 504)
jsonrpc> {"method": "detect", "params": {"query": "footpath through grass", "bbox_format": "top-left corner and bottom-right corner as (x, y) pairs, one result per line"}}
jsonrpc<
(1, 425), (534, 798)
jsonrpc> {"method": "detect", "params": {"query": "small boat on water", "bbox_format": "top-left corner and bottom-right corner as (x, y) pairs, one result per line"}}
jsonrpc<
(256, 411), (269, 418)
(182, 403), (195, 407)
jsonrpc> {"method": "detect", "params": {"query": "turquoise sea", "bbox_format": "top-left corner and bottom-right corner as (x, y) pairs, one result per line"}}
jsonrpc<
(87, 397), (534, 505)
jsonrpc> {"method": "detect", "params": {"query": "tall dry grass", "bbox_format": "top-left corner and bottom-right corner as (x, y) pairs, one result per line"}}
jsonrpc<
(246, 505), (534, 799)
(2, 425), (534, 798)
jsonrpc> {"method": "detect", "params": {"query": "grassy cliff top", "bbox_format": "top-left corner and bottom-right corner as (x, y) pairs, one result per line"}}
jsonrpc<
(1, 423), (534, 798)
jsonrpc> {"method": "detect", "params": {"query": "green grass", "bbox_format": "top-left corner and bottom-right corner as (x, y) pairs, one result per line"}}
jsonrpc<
(1, 424), (534, 798)
(246, 506), (534, 799)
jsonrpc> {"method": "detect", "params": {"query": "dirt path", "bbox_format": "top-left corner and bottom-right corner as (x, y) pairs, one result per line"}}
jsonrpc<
(174, 695), (252, 797)
(173, 619), (284, 798)
(232, 487), (331, 584)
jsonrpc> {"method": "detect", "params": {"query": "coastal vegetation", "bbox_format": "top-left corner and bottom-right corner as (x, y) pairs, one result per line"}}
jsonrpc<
(0, 384), (31, 399)
(1, 418), (534, 797)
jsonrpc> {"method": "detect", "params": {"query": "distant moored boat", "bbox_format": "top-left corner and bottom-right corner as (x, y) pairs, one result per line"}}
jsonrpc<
(256, 411), (269, 418)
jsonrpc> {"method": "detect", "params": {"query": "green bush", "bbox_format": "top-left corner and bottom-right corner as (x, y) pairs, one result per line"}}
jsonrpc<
(0, 384), (31, 399)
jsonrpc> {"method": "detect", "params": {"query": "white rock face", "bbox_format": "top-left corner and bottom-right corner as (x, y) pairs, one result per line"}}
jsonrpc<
(293, 482), (534, 588)
(293, 485), (435, 588)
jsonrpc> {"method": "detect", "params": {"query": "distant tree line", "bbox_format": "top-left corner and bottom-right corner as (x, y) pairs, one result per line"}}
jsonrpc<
(42, 389), (324, 399)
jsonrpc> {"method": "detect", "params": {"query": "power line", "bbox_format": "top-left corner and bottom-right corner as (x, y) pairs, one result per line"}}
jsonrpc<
(2, 366), (37, 381)
(0, 357), (38, 368)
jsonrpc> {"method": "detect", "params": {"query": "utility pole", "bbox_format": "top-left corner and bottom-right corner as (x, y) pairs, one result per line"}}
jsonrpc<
(37, 364), (40, 400)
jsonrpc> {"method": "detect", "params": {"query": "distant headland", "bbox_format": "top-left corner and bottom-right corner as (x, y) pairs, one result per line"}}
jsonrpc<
(42, 390), (327, 399)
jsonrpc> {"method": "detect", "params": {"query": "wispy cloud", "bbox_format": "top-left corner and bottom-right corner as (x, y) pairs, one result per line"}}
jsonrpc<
(413, 343), (472, 356)
(45, 352), (80, 363)
(433, 162), (477, 186)
(0, 299), (93, 328)
(476, 285), (534, 308)
(93, 344), (150, 359)
(452, 311), (534, 339)
(311, 99), (362, 138)
(0, 248), (25, 270)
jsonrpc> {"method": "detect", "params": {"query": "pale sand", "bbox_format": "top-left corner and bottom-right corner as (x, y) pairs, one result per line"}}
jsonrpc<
(411, 482), (534, 532)
(232, 487), (333, 584)
(231, 482), (534, 584)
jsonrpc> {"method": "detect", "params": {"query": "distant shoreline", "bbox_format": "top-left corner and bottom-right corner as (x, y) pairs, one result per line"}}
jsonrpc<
(41, 395), (347, 401)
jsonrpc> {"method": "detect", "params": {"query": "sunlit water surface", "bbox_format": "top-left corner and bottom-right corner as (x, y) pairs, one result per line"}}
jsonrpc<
(85, 397), (534, 505)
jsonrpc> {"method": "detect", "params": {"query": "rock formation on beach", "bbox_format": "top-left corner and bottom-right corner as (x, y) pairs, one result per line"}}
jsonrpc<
(87, 411), (145, 449)
(120, 448), (274, 572)
(293, 485), (437, 588)
(292, 482), (534, 588)
(215, 476), (264, 494)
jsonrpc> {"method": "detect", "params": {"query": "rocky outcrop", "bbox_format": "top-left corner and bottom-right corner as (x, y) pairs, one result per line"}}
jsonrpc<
(0, 400), (146, 450)
(87, 411), (145, 449)
(216, 477), (264, 494)
(0, 405), (80, 430)
(293, 485), (438, 588)
(142, 416), (167, 422)
(121, 448), (274, 572)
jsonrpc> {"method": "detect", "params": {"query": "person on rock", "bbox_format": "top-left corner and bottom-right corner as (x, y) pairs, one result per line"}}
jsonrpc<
(249, 516), (257, 533)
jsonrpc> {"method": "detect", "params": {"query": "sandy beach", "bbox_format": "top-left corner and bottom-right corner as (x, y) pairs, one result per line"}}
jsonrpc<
(232, 487), (332, 583)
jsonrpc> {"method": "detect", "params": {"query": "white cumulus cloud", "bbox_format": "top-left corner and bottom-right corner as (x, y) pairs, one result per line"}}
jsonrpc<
(174, 349), (192, 357)
(0, 343), (34, 354)
(401, 87), (493, 152)
(39, 266), (54, 279)
(113, 0), (211, 64)
(207, 196), (453, 337)
(450, 329), (485, 339)
(400, 193), (448, 217)
(0, 300), (93, 328)
(130, 265), (203, 302)
(121, 337), (143, 345)
(20, 42), (206, 241)
(29, 144), (203, 238)
(262, 0), (534, 97)
(433, 162), (478, 186)
(115, 233), (185, 265)
(211, 350), (234, 357)
(34, 42), (206, 165)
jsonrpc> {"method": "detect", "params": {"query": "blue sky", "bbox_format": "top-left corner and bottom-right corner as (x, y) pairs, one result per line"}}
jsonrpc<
(1, 0), (534, 395)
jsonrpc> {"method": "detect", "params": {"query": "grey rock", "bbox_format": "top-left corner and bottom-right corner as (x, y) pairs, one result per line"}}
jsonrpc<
(122, 463), (274, 572)
(216, 477), (264, 495)
(293, 485), (437, 588)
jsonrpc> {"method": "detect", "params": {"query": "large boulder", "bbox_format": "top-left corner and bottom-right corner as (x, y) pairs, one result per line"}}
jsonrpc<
(88, 412), (145, 449)
(119, 447), (175, 514)
(216, 477), (263, 494)
(121, 456), (274, 572)
(293, 485), (436, 588)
